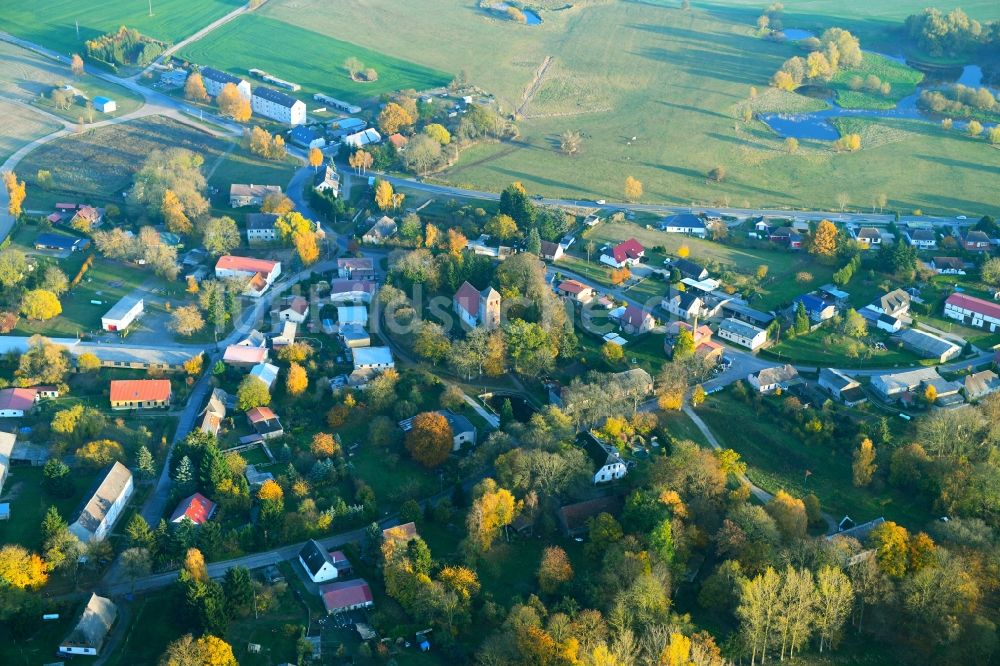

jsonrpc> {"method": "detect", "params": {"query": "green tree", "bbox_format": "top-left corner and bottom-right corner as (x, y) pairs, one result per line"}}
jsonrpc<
(136, 445), (156, 480)
(223, 566), (254, 616)
(672, 327), (696, 359)
(174, 455), (195, 495)
(42, 458), (73, 498)
(649, 518), (675, 565)
(125, 514), (154, 550)
(794, 301), (810, 334)
(236, 375), (271, 411)
(526, 227), (542, 255)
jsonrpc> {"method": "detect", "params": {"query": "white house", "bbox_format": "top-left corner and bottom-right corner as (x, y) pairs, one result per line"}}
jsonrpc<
(944, 292), (1000, 332)
(876, 313), (902, 333)
(856, 227), (883, 248)
(279, 296), (309, 323)
(246, 213), (279, 243)
(101, 294), (143, 332)
(748, 364), (799, 393)
(539, 240), (564, 261)
(905, 228), (937, 249)
(866, 289), (910, 318)
(215, 255), (281, 297)
(717, 318), (767, 351)
(230, 183), (282, 208)
(353, 346), (394, 372)
(600, 238), (644, 269)
(660, 213), (707, 236)
(585, 435), (627, 484)
(662, 291), (705, 321)
(337, 305), (368, 327)
(299, 539), (345, 583)
(343, 128), (382, 148)
(251, 86), (307, 125)
(330, 279), (375, 304)
(68, 462), (133, 542)
(200, 67), (251, 99)
(59, 594), (117, 656)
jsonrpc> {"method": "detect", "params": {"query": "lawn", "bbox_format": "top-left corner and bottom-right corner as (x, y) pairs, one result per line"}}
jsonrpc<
(766, 328), (925, 369)
(831, 52), (924, 110)
(178, 13), (452, 105)
(0, 465), (101, 551)
(0, 100), (60, 163)
(106, 590), (190, 666)
(0, 0), (242, 57)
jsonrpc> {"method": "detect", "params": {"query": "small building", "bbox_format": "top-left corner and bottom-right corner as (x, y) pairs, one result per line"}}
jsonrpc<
(246, 213), (280, 243)
(619, 304), (656, 335)
(320, 579), (374, 614)
(330, 279), (375, 304)
(876, 313), (902, 333)
(660, 213), (707, 236)
(818, 368), (866, 406)
(59, 594), (117, 656)
(199, 388), (228, 436)
(962, 230), (992, 252)
(871, 367), (942, 400)
(250, 362), (279, 391)
(314, 165), (340, 197)
(819, 284), (850, 305)
(600, 238), (644, 269)
(229, 184), (282, 208)
(584, 434), (627, 484)
(109, 379), (172, 410)
(72, 205), (103, 229)
(663, 291), (705, 321)
(337, 305), (368, 327)
(170, 492), (217, 525)
(247, 406), (284, 439)
(290, 125), (326, 149)
(101, 294), (143, 332)
(299, 539), (346, 583)
(337, 257), (375, 280)
(362, 216), (397, 245)
(672, 258), (709, 281)
(929, 257), (966, 275)
(557, 496), (624, 537)
(279, 296), (309, 323)
(200, 67), (251, 99)
(0, 388), (39, 417)
(896, 328), (960, 363)
(944, 292), (1000, 332)
(251, 86), (307, 126)
(539, 240), (564, 261)
(556, 279), (594, 303)
(856, 227), (882, 248)
(339, 323), (370, 348)
(224, 345), (269, 367)
(272, 320), (298, 348)
(69, 462), (133, 542)
(383, 522), (419, 543)
(342, 128), (382, 148)
(215, 255), (281, 297)
(352, 346), (394, 373)
(905, 228), (937, 249)
(0, 431), (14, 496)
(748, 364), (800, 393)
(454, 281), (502, 330)
(792, 293), (836, 323)
(34, 232), (89, 252)
(717, 317), (768, 351)
(92, 96), (116, 113)
(387, 132), (408, 149)
(769, 226), (803, 249)
(964, 369), (1000, 402)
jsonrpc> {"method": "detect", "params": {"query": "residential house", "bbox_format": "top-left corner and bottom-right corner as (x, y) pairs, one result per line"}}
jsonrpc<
(247, 406), (284, 439)
(109, 379), (171, 410)
(351, 347), (394, 385)
(0, 388), (39, 417)
(387, 132), (408, 149)
(200, 67), (251, 99)
(224, 345), (269, 367)
(251, 86), (306, 125)
(330, 279), (376, 304)
(337, 305), (368, 327)
(170, 492), (217, 525)
(454, 281), (501, 329)
(660, 213), (707, 236)
(769, 226), (803, 249)
(215, 255), (281, 297)
(818, 368), (866, 406)
(664, 321), (723, 363)
(399, 409), (477, 451)
(383, 522), (418, 544)
(964, 369), (1000, 402)
(249, 362), (279, 391)
(584, 434), (627, 484)
(877, 313), (903, 333)
(337, 257), (375, 280)
(58, 594), (117, 656)
(827, 517), (886, 543)
(792, 293), (836, 323)
(279, 296), (309, 323)
(101, 294), (143, 332)
(556, 279), (594, 304)
(320, 579), (374, 614)
(71, 205), (103, 229)
(246, 213), (280, 243)
(342, 128), (382, 148)
(34, 233), (89, 252)
(69, 462), (133, 542)
(721, 301), (775, 328)
(0, 431), (14, 496)
(662, 291), (705, 321)
(896, 328), (960, 362)
(856, 227), (883, 248)
(672, 258), (709, 281)
(314, 165), (340, 196)
(299, 539), (351, 583)
(944, 293), (1000, 332)
(819, 284), (850, 305)
(929, 257), (966, 275)
(748, 364), (800, 393)
(362, 216), (397, 245)
(618, 305), (656, 335)
(600, 238), (644, 268)
(271, 320), (298, 348)
(905, 228), (937, 249)
(539, 240), (564, 261)
(963, 230), (992, 252)
(867, 289), (911, 319)
(229, 183), (282, 208)
(557, 496), (624, 537)
(290, 125), (325, 149)
(199, 388), (228, 436)
(717, 318), (768, 351)
(871, 367), (942, 400)
(339, 323), (370, 348)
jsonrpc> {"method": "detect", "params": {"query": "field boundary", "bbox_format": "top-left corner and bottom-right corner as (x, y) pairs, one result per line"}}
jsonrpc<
(515, 55), (554, 117)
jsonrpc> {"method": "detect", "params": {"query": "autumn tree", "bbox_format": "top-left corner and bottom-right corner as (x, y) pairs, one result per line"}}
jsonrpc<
(852, 438), (876, 487)
(538, 546), (574, 593)
(374, 179), (403, 211)
(0, 544), (48, 590)
(71, 53), (84, 76)
(601, 341), (624, 364)
(76, 439), (125, 468)
(765, 490), (807, 540)
(624, 176), (643, 202)
(160, 633), (237, 666)
(870, 521), (910, 578)
(202, 216), (240, 255)
(236, 375), (270, 411)
(311, 432), (340, 458)
(378, 102), (414, 135)
(485, 213), (518, 240)
(348, 149), (373, 175)
(3, 171), (27, 218)
(20, 289), (61, 320)
(162, 189), (192, 235)
(293, 231), (319, 265)
(217, 83), (251, 122)
(308, 146), (323, 170)
(184, 71), (209, 102)
(466, 478), (521, 554)
(285, 362), (308, 396)
(814, 566), (853, 653)
(810, 219), (839, 256)
(170, 305), (205, 336)
(405, 411), (453, 468)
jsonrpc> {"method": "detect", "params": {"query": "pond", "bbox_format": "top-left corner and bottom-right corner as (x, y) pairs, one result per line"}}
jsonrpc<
(492, 3), (542, 25)
(780, 28), (815, 42)
(485, 393), (537, 422)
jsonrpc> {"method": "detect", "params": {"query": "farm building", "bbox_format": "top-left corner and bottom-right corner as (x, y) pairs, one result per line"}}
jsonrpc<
(59, 594), (117, 656)
(871, 367), (942, 400)
(109, 379), (172, 410)
(34, 233), (89, 252)
(215, 255), (281, 296)
(352, 346), (394, 372)
(200, 67), (251, 99)
(320, 579), (374, 614)
(0, 388), (39, 417)
(251, 86), (307, 125)
(290, 125), (325, 149)
(313, 93), (361, 114)
(895, 328), (960, 363)
(92, 96), (116, 113)
(70, 344), (201, 372)
(245, 213), (280, 243)
(229, 183), (282, 207)
(964, 370), (1000, 401)
(818, 368), (866, 406)
(342, 128), (382, 148)
(69, 462), (133, 542)
(170, 492), (217, 525)
(101, 294), (144, 332)
(944, 293), (1000, 332)
(717, 318), (767, 351)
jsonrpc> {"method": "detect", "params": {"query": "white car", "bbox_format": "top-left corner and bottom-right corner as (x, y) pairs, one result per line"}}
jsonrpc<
(595, 199), (606, 205)
(956, 215), (967, 220)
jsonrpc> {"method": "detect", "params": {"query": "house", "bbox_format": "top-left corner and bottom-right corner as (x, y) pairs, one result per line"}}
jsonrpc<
(246, 213), (280, 243)
(290, 125), (325, 149)
(251, 86), (306, 125)
(584, 434), (627, 484)
(964, 369), (1000, 401)
(454, 281), (502, 329)
(792, 293), (836, 323)
(827, 517), (886, 543)
(963, 230), (992, 252)
(70, 344), (200, 372)
(399, 409), (477, 451)
(819, 284), (850, 305)
(664, 322), (723, 363)
(870, 289), (911, 319)
(330, 280), (375, 304)
(929, 257), (966, 275)
(200, 67), (251, 99)
(944, 293), (1000, 332)
(101, 294), (143, 332)
(557, 496), (623, 537)
(556, 279), (594, 303)
(92, 95), (116, 113)
(342, 128), (382, 148)
(383, 522), (418, 544)
(924, 375), (964, 406)
(109, 379), (171, 410)
(0, 388), (39, 417)
(722, 301), (775, 328)
(353, 346), (394, 374)
(198, 388), (228, 436)
(717, 318), (768, 351)
(0, 431), (14, 496)
(247, 406), (284, 439)
(905, 228), (937, 249)
(896, 328), (960, 363)
(339, 323), (370, 348)
(34, 232), (89, 252)
(224, 345), (269, 367)
(314, 165), (340, 196)
(280, 296), (309, 323)
(69, 462), (133, 542)
(271, 320), (298, 348)
(387, 132), (408, 149)
(871, 367), (942, 400)
(662, 291), (705, 321)
(856, 227), (882, 248)
(298, 539), (351, 583)
(748, 364), (800, 393)
(362, 216), (397, 245)
(539, 240), (564, 261)
(660, 213), (707, 236)
(337, 305), (368, 327)
(320, 579), (374, 614)
(672, 258), (709, 281)
(818, 368), (866, 406)
(337, 257), (376, 280)
(600, 238), (645, 268)
(71, 205), (103, 229)
(769, 226), (803, 249)
(58, 594), (117, 656)
(249, 362), (279, 391)
(229, 183), (282, 208)
(876, 313), (903, 333)
(170, 492), (217, 525)
(215, 255), (281, 296)
(619, 305), (656, 334)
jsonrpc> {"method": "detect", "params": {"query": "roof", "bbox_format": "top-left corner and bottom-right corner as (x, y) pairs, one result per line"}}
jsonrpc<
(454, 281), (481, 317)
(897, 328), (960, 359)
(558, 279), (590, 295)
(70, 343), (198, 368)
(103, 294), (143, 322)
(252, 85), (301, 108)
(946, 292), (1000, 321)
(965, 230), (991, 243)
(0, 387), (37, 412)
(170, 492), (216, 524)
(819, 367), (857, 391)
(35, 232), (83, 250)
(819, 284), (850, 300)
(932, 256), (964, 269)
(109, 379), (171, 403)
(320, 579), (373, 612)
(383, 522), (418, 542)
(364, 216), (397, 239)
(299, 539), (335, 576)
(62, 594), (116, 651)
(753, 364), (799, 386)
(673, 258), (707, 278)
(857, 227), (881, 240)
(874, 367), (941, 393)
(387, 132), (408, 148)
(611, 238), (644, 264)
(827, 517), (885, 543)
(0, 431), (15, 490)
(583, 434), (625, 471)
(910, 228), (936, 241)
(557, 496), (623, 534)
(879, 289), (910, 313)
(672, 291), (702, 310)
(964, 369), (1000, 398)
(283, 296), (309, 315)
(621, 304), (653, 327)
(338, 257), (374, 270)
(230, 183), (281, 199)
(540, 240), (560, 255)
(224, 345), (269, 364)
(290, 125), (318, 142)
(216, 255), (279, 275)
(353, 346), (393, 367)
(246, 213), (279, 231)
(331, 279), (375, 295)
(719, 317), (765, 338)
(663, 213), (706, 229)
(246, 406), (277, 423)
(722, 302), (774, 325)
(71, 462), (132, 537)
(201, 66), (244, 85)
(443, 410), (475, 435)
(250, 362), (279, 386)
(793, 293), (827, 313)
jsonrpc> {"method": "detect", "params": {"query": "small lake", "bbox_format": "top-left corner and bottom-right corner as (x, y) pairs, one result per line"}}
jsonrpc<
(492, 3), (542, 25)
(781, 29), (815, 41)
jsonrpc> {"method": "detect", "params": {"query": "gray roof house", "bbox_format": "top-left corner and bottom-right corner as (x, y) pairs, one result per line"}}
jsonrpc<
(59, 593), (117, 656)
(896, 328), (960, 363)
(69, 462), (134, 542)
(399, 409), (477, 451)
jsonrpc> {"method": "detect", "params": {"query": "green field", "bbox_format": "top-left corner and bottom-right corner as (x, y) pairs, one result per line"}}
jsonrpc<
(0, 0), (242, 57)
(830, 52), (925, 110)
(178, 13), (451, 104)
(0, 466), (101, 550)
(766, 328), (925, 368)
(0, 100), (60, 163)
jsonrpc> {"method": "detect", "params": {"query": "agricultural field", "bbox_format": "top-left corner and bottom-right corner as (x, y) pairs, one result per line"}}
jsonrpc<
(0, 99), (60, 163)
(0, 0), (242, 57)
(178, 13), (451, 104)
(260, 0), (999, 215)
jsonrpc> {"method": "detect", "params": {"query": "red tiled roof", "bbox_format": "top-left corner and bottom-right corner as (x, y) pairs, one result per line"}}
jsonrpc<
(0, 388), (37, 411)
(946, 292), (1000, 321)
(246, 406), (276, 423)
(320, 579), (373, 612)
(622, 304), (651, 327)
(382, 522), (418, 542)
(558, 279), (589, 295)
(612, 238), (644, 264)
(388, 133), (408, 148)
(109, 380), (171, 403)
(454, 281), (480, 317)
(284, 296), (308, 315)
(337, 258), (374, 270)
(223, 346), (268, 364)
(216, 255), (278, 275)
(55, 202), (78, 210)
(170, 492), (216, 524)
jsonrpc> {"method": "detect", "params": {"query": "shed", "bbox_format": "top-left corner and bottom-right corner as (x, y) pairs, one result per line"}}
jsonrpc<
(92, 96), (116, 113)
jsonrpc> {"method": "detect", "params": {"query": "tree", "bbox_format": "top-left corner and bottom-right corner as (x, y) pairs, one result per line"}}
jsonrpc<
(18, 336), (71, 385)
(691, 384), (706, 407)
(414, 321), (451, 364)
(560, 130), (582, 155)
(348, 149), (373, 175)
(20, 289), (60, 321)
(466, 479), (520, 553)
(42, 458), (73, 497)
(71, 53), (84, 76)
(601, 341), (624, 364)
(306, 146), (324, 171)
(170, 305), (205, 336)
(121, 547), (151, 591)
(137, 445), (156, 480)
(217, 83), (250, 122)
(0, 248), (28, 289)
(784, 137), (799, 153)
(293, 231), (319, 265)
(202, 216), (240, 255)
(980, 257), (1000, 286)
(174, 455), (195, 494)
(344, 56), (363, 79)
(737, 567), (781, 665)
(485, 213), (518, 240)
(624, 176), (643, 202)
(184, 71), (209, 102)
(76, 439), (125, 469)
(870, 521), (910, 578)
(852, 438), (876, 487)
(374, 179), (398, 211)
(708, 165), (726, 182)
(76, 351), (101, 373)
(285, 362), (308, 396)
(223, 566), (254, 616)
(526, 228), (542, 255)
(765, 490), (807, 540)
(405, 412), (453, 468)
(794, 301), (810, 334)
(923, 383), (937, 405)
(0, 544), (48, 589)
(425, 123), (451, 145)
(3, 171), (26, 218)
(236, 375), (270, 411)
(672, 327), (696, 359)
(842, 308), (867, 338)
(162, 189), (192, 235)
(378, 102), (414, 134)
(810, 219), (839, 256)
(160, 634), (238, 666)
(41, 266), (69, 295)
(814, 566), (853, 653)
(310, 432), (339, 458)
(538, 546), (574, 593)
(968, 120), (983, 137)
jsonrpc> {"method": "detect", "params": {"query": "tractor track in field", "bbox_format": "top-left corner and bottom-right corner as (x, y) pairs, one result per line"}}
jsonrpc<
(516, 55), (554, 117)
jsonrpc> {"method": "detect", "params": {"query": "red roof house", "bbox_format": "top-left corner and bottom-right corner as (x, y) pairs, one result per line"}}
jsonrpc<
(170, 492), (217, 525)
(319, 579), (374, 614)
(109, 380), (171, 410)
(601, 238), (645, 268)
(944, 292), (1000, 330)
(0, 388), (39, 416)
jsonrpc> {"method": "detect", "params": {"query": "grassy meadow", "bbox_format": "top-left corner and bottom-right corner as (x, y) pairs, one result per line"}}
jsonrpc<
(0, 99), (60, 163)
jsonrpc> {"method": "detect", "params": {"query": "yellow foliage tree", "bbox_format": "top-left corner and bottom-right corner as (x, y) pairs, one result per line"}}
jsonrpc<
(0, 544), (48, 589)
(3, 171), (27, 218)
(810, 219), (839, 256)
(71, 54), (85, 77)
(20, 289), (62, 321)
(538, 546), (574, 593)
(195, 635), (238, 666)
(424, 223), (440, 248)
(76, 439), (125, 469)
(624, 175), (643, 203)
(374, 179), (396, 211)
(308, 146), (323, 169)
(162, 189), (192, 235)
(184, 71), (209, 102)
(293, 231), (319, 265)
(852, 438), (876, 487)
(183, 547), (208, 583)
(258, 478), (284, 503)
(771, 70), (796, 91)
(348, 149), (373, 175)
(310, 432), (340, 458)
(378, 102), (414, 135)
(216, 83), (245, 119)
(677, 245), (690, 259)
(286, 361), (308, 396)
(467, 479), (521, 553)
(447, 228), (467, 256)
